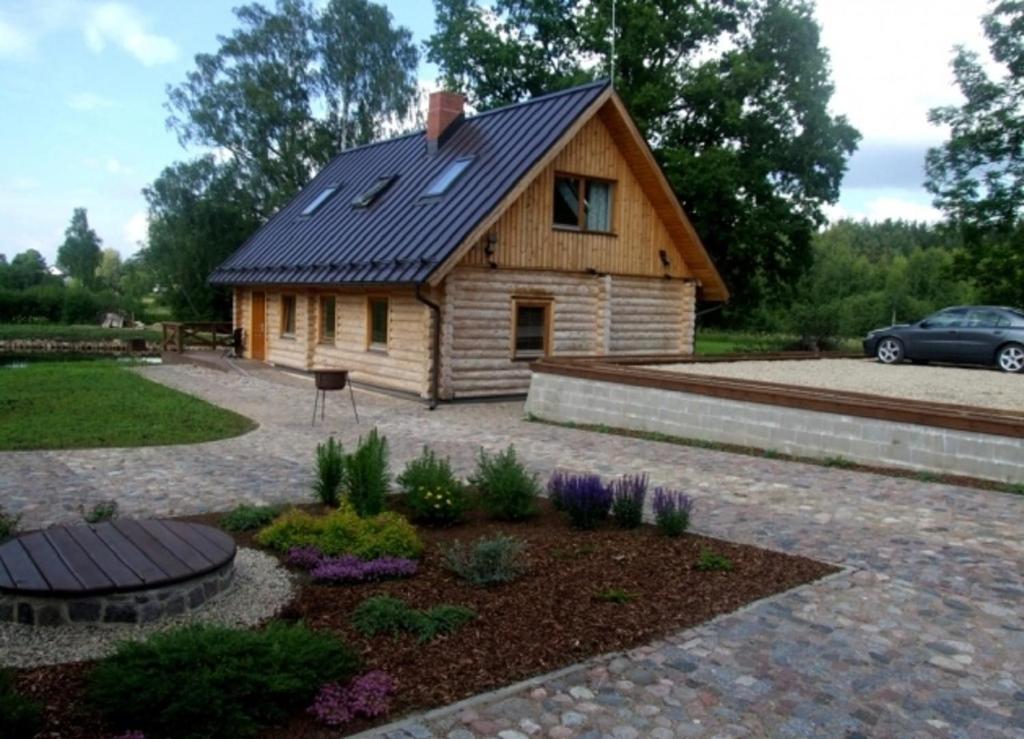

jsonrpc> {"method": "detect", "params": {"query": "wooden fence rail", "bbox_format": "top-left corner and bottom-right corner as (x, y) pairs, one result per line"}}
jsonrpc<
(161, 322), (235, 353)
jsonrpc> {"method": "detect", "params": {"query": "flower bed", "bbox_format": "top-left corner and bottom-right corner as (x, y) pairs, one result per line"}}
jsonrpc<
(11, 443), (836, 738)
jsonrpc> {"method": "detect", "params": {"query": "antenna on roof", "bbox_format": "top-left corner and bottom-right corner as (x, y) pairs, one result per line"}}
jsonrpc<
(610, 0), (617, 87)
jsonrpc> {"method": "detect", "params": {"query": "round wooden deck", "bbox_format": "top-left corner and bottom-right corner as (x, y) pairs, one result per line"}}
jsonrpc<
(0, 520), (236, 598)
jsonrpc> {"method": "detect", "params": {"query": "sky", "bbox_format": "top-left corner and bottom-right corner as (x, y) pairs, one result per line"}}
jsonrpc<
(0, 0), (995, 266)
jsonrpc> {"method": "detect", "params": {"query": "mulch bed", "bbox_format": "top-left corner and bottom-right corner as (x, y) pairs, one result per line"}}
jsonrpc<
(13, 500), (836, 738)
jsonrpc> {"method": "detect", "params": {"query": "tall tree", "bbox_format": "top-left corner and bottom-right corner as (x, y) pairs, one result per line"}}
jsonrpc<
(4, 250), (49, 290)
(144, 156), (261, 320)
(57, 208), (102, 287)
(166, 0), (418, 215)
(428, 0), (859, 316)
(925, 1), (1024, 307)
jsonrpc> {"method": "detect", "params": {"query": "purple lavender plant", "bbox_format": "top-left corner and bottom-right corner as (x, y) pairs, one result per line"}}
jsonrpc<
(286, 546), (325, 570)
(310, 555), (418, 583)
(610, 473), (648, 529)
(652, 488), (694, 537)
(546, 470), (569, 511)
(559, 474), (612, 529)
(309, 671), (396, 726)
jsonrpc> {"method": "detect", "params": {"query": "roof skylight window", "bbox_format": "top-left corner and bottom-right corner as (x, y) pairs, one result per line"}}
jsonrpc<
(352, 175), (398, 208)
(300, 186), (338, 216)
(423, 157), (474, 198)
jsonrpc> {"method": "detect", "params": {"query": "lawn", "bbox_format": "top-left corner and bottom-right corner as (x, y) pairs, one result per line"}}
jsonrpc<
(694, 329), (859, 355)
(0, 360), (255, 450)
(0, 323), (161, 343)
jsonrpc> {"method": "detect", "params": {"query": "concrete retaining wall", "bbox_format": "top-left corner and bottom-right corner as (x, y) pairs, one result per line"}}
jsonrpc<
(525, 372), (1024, 484)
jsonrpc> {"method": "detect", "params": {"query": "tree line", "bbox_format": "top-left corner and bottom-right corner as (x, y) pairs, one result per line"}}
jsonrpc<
(4, 0), (1021, 334)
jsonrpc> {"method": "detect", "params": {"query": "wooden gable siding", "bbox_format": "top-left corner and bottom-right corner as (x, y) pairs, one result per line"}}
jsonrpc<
(457, 112), (694, 279)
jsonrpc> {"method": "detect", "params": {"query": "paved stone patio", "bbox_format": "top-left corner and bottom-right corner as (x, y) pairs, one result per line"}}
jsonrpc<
(2, 363), (1023, 737)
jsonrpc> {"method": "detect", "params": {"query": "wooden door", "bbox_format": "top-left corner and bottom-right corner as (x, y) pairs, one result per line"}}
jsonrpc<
(251, 291), (266, 360)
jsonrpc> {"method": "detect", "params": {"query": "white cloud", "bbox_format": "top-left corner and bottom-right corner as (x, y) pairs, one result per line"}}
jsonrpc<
(816, 0), (992, 144)
(67, 91), (114, 111)
(83, 3), (178, 66)
(864, 196), (943, 223)
(105, 157), (132, 175)
(0, 18), (34, 59)
(123, 211), (148, 246)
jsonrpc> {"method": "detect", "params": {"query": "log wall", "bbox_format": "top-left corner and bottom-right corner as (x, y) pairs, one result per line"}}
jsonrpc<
(441, 267), (693, 398)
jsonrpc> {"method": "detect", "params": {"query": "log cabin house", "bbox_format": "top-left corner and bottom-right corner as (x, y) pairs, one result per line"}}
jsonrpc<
(210, 80), (727, 403)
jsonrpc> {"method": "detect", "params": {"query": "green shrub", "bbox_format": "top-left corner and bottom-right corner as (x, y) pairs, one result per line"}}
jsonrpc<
(82, 500), (118, 524)
(696, 548), (734, 572)
(221, 504), (284, 532)
(444, 535), (526, 586)
(352, 596), (475, 643)
(397, 447), (467, 524)
(594, 588), (639, 604)
(0, 506), (19, 542)
(470, 446), (538, 521)
(313, 437), (346, 506)
(88, 622), (358, 739)
(0, 670), (43, 739)
(257, 506), (423, 559)
(345, 428), (390, 517)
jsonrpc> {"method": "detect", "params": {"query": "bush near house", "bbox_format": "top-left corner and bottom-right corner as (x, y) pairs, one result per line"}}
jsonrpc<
(345, 428), (390, 517)
(397, 446), (467, 524)
(256, 506), (423, 560)
(471, 445), (539, 521)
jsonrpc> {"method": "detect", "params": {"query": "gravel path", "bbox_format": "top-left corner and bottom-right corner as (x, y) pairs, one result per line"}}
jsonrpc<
(0, 548), (294, 668)
(649, 358), (1024, 411)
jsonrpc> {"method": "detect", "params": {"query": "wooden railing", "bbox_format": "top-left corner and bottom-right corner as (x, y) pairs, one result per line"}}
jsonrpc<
(161, 322), (235, 353)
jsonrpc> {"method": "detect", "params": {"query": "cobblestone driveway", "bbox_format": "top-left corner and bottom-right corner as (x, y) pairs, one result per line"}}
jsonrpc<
(2, 364), (1022, 737)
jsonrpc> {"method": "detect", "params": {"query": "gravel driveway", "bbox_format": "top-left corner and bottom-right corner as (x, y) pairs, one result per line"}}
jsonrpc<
(650, 358), (1024, 412)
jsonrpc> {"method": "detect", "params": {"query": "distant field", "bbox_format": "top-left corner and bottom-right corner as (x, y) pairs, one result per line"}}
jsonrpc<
(0, 324), (162, 343)
(0, 360), (255, 450)
(694, 330), (859, 355)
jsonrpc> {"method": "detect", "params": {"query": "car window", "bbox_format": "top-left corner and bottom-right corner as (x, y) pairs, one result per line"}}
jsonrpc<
(1009, 309), (1024, 326)
(965, 309), (1010, 328)
(925, 309), (966, 328)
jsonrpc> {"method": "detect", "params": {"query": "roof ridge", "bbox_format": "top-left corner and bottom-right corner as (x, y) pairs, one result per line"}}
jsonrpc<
(326, 79), (610, 161)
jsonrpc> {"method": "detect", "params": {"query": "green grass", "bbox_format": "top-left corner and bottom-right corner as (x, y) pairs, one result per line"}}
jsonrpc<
(0, 360), (255, 450)
(693, 330), (859, 355)
(0, 323), (161, 343)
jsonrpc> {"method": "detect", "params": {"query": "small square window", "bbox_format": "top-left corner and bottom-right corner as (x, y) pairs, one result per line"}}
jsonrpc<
(423, 157), (473, 198)
(513, 301), (550, 359)
(280, 295), (296, 336)
(368, 298), (388, 348)
(319, 296), (336, 342)
(553, 174), (614, 232)
(301, 186), (338, 216)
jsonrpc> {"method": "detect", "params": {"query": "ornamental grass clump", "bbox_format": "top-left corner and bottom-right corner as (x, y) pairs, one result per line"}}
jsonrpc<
(610, 474), (648, 529)
(397, 446), (467, 524)
(345, 428), (390, 517)
(221, 504), (284, 532)
(558, 474), (613, 529)
(308, 671), (396, 727)
(471, 445), (539, 521)
(652, 488), (694, 537)
(444, 535), (526, 586)
(88, 623), (358, 739)
(313, 437), (346, 506)
(257, 506), (423, 560)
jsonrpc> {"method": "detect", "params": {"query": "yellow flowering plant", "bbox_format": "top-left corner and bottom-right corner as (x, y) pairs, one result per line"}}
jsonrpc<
(397, 447), (468, 524)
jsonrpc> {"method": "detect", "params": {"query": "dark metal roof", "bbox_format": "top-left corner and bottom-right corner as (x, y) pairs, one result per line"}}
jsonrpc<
(209, 80), (610, 287)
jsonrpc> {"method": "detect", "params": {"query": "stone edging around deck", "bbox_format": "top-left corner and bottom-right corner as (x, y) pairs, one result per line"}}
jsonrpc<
(0, 560), (236, 627)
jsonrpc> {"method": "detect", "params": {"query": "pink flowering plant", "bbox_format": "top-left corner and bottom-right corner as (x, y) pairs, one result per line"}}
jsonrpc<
(286, 547), (418, 584)
(308, 671), (396, 726)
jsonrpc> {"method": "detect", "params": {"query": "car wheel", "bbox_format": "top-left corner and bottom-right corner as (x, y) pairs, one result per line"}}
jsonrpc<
(996, 343), (1024, 373)
(876, 337), (904, 365)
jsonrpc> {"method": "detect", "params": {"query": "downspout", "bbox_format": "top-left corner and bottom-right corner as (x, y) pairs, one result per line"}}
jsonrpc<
(415, 282), (441, 410)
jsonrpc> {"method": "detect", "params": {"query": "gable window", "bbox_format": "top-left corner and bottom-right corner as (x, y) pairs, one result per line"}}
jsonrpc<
(512, 299), (551, 360)
(280, 295), (296, 336)
(319, 295), (336, 343)
(301, 186), (338, 216)
(553, 175), (614, 233)
(367, 297), (389, 349)
(353, 175), (397, 208)
(423, 157), (473, 198)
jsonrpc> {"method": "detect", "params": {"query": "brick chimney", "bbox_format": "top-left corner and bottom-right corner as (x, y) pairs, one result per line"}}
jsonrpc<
(426, 91), (465, 153)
